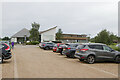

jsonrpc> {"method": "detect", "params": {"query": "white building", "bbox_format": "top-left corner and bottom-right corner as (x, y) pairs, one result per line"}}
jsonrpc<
(40, 26), (57, 42)
(11, 28), (30, 43)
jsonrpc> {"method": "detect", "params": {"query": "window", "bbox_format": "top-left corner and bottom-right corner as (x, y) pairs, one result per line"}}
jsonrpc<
(103, 46), (112, 51)
(88, 45), (103, 50)
(77, 45), (86, 49)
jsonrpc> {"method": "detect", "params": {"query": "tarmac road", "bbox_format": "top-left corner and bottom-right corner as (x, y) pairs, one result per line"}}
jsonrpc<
(1, 45), (118, 78)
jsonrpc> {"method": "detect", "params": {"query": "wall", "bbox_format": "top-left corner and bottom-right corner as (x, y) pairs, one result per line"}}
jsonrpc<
(41, 28), (56, 42)
(11, 38), (17, 43)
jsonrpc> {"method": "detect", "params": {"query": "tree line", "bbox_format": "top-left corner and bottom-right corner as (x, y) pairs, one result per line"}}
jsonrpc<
(1, 21), (119, 46)
(90, 29), (119, 45)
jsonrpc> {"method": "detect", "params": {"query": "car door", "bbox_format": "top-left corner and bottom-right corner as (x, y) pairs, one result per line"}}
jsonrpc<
(102, 45), (115, 60)
(88, 45), (105, 60)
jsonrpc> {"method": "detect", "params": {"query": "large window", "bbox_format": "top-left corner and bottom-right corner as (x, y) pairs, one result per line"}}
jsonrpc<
(103, 46), (112, 51)
(88, 45), (103, 50)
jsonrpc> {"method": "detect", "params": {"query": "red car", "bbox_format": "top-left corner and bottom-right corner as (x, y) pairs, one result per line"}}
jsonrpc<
(53, 43), (64, 52)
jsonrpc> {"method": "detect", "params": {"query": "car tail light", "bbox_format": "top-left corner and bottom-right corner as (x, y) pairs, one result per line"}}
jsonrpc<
(80, 49), (88, 52)
(43, 44), (45, 46)
(54, 47), (57, 49)
(4, 43), (10, 50)
(59, 47), (62, 49)
(67, 48), (71, 49)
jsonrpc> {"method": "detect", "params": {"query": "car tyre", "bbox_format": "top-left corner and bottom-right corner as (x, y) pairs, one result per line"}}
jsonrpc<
(79, 59), (84, 61)
(45, 47), (49, 50)
(71, 52), (75, 58)
(87, 55), (95, 64)
(0, 56), (3, 64)
(66, 55), (70, 58)
(115, 56), (120, 63)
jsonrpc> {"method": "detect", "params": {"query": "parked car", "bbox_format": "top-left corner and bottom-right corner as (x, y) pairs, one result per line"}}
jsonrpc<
(58, 44), (68, 55)
(39, 42), (55, 50)
(75, 43), (120, 64)
(63, 43), (80, 58)
(0, 43), (12, 63)
(0, 41), (11, 50)
(53, 43), (64, 52)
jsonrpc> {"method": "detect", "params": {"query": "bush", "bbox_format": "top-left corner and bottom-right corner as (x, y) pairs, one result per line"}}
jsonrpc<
(109, 45), (120, 51)
(26, 41), (39, 45)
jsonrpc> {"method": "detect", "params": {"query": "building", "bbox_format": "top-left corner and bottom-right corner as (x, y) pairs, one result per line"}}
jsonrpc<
(11, 28), (30, 43)
(61, 33), (88, 43)
(39, 26), (57, 42)
(11, 26), (87, 43)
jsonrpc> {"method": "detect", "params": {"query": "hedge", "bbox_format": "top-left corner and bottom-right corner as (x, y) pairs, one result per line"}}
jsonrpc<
(26, 41), (39, 45)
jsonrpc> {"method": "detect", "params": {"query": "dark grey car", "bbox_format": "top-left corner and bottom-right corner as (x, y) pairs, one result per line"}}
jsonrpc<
(63, 43), (80, 58)
(75, 43), (120, 64)
(39, 42), (55, 50)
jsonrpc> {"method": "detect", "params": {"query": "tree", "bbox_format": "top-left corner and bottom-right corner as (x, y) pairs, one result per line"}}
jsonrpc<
(56, 28), (63, 40)
(91, 29), (118, 45)
(2, 37), (10, 40)
(29, 22), (40, 41)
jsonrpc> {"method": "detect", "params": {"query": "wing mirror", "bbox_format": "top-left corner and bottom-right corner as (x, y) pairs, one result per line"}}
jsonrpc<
(110, 49), (115, 52)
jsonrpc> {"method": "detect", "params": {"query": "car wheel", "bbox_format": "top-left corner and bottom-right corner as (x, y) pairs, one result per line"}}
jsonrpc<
(79, 59), (84, 61)
(45, 47), (49, 50)
(66, 55), (70, 58)
(87, 55), (95, 64)
(60, 52), (63, 55)
(115, 56), (120, 63)
(71, 52), (75, 58)
(0, 56), (3, 64)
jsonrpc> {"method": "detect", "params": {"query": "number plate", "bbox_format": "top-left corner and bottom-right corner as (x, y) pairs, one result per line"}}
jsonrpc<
(76, 51), (79, 53)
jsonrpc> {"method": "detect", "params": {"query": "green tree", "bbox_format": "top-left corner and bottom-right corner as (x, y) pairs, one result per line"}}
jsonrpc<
(56, 28), (63, 40)
(29, 22), (40, 41)
(91, 29), (117, 45)
(2, 37), (10, 40)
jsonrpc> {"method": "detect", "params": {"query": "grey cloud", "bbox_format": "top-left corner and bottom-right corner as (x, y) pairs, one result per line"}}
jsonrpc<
(2, 2), (118, 38)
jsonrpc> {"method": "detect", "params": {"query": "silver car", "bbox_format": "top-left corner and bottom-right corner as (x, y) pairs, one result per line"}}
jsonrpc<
(75, 43), (120, 64)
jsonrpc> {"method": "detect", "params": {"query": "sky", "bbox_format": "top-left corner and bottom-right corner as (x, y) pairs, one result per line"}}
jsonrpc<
(0, 0), (119, 38)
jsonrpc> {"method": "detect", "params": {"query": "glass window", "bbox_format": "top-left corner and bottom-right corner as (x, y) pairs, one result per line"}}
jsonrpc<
(103, 46), (112, 51)
(88, 45), (103, 50)
(76, 45), (86, 49)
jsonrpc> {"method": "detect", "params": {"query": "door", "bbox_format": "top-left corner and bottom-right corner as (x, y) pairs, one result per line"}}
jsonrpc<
(102, 45), (115, 60)
(88, 45), (105, 60)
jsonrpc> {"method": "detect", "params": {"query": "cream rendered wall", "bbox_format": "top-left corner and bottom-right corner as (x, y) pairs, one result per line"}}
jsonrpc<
(41, 28), (56, 42)
(11, 38), (17, 43)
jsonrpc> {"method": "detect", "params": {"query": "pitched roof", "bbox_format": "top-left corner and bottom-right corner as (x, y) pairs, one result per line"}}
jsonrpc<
(11, 28), (30, 38)
(40, 26), (57, 34)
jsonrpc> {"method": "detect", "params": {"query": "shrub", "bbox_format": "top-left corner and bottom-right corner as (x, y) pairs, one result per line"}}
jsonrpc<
(109, 45), (120, 51)
(26, 41), (39, 45)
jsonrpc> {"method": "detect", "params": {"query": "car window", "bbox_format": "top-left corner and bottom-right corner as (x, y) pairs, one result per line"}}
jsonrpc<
(76, 45), (86, 49)
(47, 43), (53, 45)
(0, 45), (2, 48)
(103, 46), (112, 51)
(88, 45), (103, 50)
(54, 44), (57, 47)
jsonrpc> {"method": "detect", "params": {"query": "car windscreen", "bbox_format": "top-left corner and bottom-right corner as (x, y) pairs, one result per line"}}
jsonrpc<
(66, 44), (79, 47)
(76, 45), (86, 49)
(59, 44), (67, 48)
(54, 44), (57, 47)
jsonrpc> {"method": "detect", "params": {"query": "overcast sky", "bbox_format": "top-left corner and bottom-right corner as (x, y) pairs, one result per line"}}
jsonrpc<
(0, 0), (118, 38)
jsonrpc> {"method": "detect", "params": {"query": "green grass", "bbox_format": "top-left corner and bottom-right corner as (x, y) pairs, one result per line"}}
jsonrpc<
(109, 45), (120, 51)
